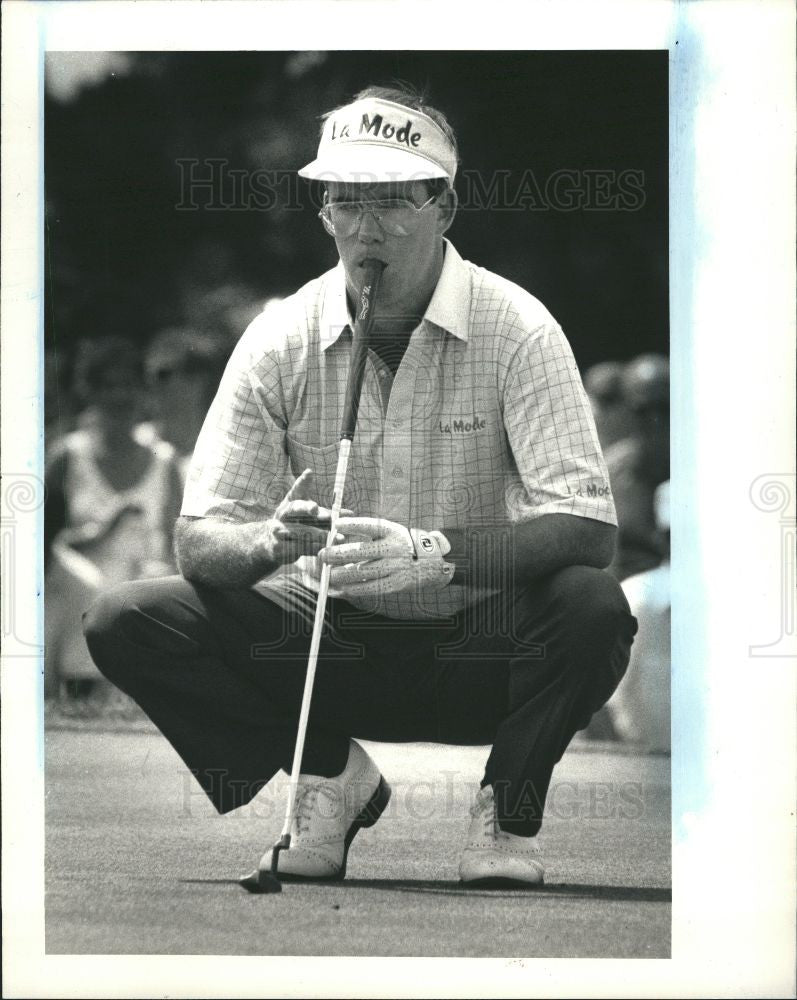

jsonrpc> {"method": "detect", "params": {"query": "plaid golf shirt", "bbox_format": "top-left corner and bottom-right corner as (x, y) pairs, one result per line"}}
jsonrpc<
(182, 239), (616, 620)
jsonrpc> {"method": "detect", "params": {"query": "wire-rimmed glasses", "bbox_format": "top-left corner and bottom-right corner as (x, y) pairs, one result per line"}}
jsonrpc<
(318, 194), (438, 238)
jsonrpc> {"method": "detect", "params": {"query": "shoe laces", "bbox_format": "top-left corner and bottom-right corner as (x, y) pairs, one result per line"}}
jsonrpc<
(473, 788), (500, 838)
(293, 782), (321, 834)
(483, 809), (500, 838)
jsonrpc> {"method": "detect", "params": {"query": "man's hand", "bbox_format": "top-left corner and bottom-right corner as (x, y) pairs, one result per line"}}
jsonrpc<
(175, 469), (355, 589)
(319, 516), (454, 598)
(260, 469), (349, 568)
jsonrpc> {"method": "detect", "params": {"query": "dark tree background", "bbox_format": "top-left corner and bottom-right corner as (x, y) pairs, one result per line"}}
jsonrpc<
(45, 51), (667, 371)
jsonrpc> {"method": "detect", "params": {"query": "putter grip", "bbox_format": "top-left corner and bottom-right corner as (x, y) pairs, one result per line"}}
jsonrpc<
(340, 259), (384, 440)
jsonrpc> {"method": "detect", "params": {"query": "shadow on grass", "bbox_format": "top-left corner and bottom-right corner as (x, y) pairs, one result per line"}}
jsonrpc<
(180, 877), (670, 903)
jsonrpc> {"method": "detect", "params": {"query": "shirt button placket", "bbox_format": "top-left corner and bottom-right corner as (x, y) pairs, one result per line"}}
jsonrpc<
(384, 407), (413, 525)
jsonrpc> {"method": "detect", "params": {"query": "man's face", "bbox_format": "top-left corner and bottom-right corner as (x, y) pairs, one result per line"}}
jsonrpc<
(324, 180), (452, 322)
(637, 402), (670, 479)
(93, 367), (142, 429)
(146, 358), (212, 448)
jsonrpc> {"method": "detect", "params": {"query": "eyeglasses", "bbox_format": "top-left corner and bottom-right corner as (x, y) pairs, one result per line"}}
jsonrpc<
(318, 195), (438, 238)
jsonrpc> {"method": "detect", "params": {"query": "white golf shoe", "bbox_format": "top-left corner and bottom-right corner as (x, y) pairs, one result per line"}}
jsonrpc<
(259, 739), (390, 881)
(458, 784), (545, 887)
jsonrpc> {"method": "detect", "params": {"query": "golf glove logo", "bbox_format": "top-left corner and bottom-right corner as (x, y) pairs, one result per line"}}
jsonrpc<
(320, 517), (454, 598)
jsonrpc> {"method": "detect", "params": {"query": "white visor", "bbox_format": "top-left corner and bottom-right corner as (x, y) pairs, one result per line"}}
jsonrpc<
(299, 97), (457, 187)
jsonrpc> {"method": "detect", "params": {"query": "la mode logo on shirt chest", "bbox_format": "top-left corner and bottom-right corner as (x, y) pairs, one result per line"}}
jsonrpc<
(438, 416), (488, 435)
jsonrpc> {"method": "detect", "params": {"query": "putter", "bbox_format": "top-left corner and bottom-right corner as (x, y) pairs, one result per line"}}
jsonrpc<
(241, 257), (385, 894)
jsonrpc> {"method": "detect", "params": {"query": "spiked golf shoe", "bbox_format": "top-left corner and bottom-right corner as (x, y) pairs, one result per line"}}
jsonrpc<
(258, 739), (390, 881)
(459, 784), (545, 887)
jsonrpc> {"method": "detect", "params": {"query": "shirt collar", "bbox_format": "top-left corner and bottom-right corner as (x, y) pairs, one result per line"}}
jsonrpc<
(423, 238), (470, 342)
(319, 237), (470, 352)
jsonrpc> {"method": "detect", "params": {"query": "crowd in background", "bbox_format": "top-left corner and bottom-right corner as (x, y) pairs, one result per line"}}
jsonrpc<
(44, 328), (233, 707)
(44, 325), (670, 751)
(584, 354), (671, 751)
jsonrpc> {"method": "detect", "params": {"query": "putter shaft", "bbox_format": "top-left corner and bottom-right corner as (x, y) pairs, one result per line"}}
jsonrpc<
(263, 260), (384, 887)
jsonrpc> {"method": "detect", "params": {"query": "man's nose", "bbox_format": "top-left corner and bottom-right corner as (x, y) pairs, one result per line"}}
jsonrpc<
(357, 208), (384, 242)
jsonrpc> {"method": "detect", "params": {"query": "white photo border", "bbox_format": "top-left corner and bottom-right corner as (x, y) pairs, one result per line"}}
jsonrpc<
(2, 1), (795, 997)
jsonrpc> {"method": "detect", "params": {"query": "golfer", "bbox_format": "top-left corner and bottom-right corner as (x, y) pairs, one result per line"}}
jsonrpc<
(84, 85), (637, 887)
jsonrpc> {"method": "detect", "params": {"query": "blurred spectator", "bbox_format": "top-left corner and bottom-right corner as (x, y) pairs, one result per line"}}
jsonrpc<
(582, 354), (669, 744)
(45, 346), (76, 445)
(605, 353), (670, 581)
(583, 360), (632, 450)
(179, 283), (265, 348)
(44, 336), (183, 703)
(142, 327), (231, 481)
(606, 480), (671, 752)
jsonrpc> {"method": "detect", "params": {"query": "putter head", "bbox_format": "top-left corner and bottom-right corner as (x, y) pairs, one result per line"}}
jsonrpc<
(239, 833), (291, 894)
(239, 868), (282, 894)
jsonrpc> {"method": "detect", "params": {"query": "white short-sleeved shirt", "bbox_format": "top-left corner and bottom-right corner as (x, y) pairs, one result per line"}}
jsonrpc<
(183, 239), (616, 620)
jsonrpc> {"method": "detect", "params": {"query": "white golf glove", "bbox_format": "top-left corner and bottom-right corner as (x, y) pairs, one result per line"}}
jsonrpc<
(319, 516), (454, 598)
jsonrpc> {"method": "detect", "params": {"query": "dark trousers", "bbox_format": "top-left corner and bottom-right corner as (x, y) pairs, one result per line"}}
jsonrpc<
(82, 566), (636, 836)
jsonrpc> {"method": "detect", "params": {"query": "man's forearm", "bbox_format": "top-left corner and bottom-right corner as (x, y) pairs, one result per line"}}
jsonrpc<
(174, 516), (280, 589)
(442, 514), (616, 589)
